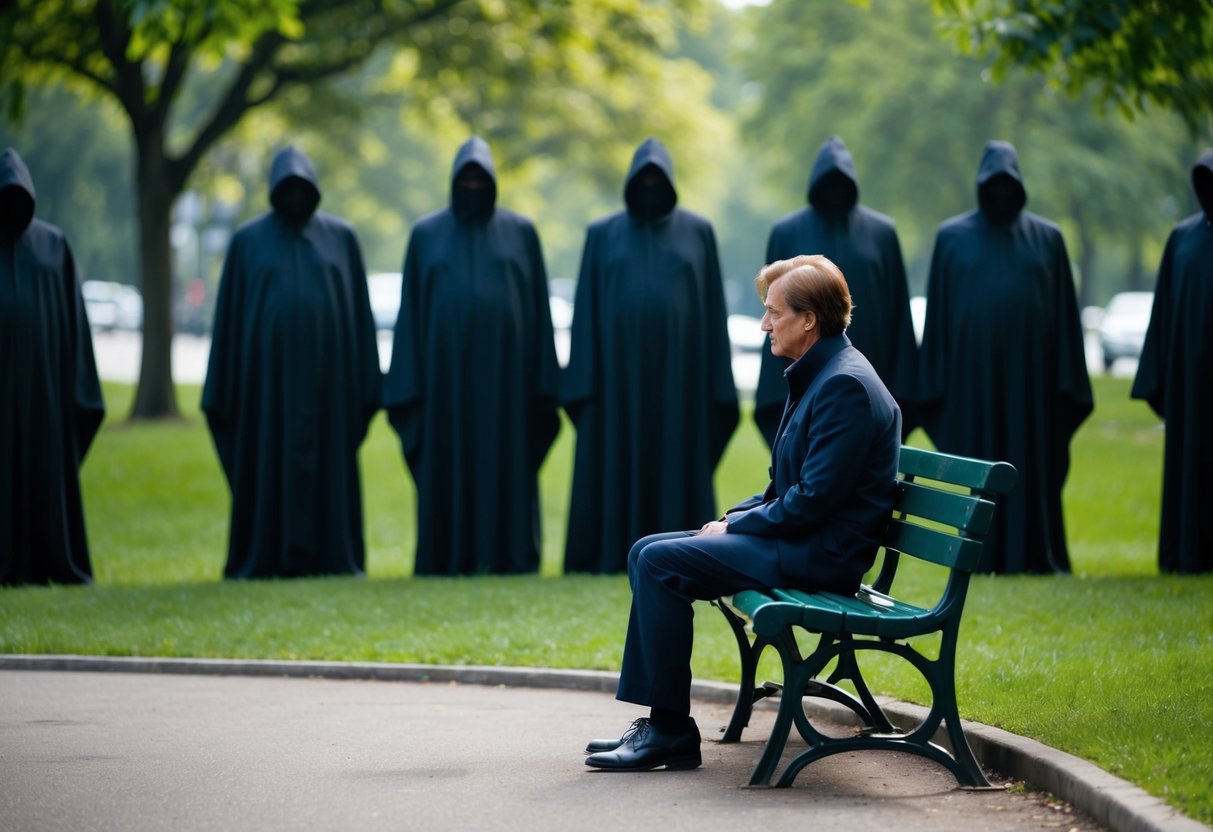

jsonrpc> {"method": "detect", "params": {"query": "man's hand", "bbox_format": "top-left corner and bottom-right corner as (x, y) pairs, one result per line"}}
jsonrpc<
(698, 520), (728, 536)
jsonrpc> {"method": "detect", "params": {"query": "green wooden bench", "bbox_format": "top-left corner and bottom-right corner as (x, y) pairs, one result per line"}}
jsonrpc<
(713, 445), (1017, 788)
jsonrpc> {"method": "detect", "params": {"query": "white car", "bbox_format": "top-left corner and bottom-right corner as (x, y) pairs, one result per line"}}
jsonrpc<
(367, 272), (403, 331)
(82, 280), (142, 331)
(1097, 291), (1153, 371)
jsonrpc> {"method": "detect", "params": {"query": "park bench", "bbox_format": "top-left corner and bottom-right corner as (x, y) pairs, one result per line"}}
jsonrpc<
(713, 445), (1017, 788)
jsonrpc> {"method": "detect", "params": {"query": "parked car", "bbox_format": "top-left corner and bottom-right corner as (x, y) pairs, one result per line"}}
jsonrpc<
(367, 272), (403, 331)
(1097, 291), (1153, 371)
(727, 314), (765, 354)
(82, 280), (143, 331)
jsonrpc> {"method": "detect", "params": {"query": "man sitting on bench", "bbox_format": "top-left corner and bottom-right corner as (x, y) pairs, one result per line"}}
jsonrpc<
(584, 254), (902, 772)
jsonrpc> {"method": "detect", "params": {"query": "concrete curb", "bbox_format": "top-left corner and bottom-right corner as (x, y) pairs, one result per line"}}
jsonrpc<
(2, 654), (1206, 832)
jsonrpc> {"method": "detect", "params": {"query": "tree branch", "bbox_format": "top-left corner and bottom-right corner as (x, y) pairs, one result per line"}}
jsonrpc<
(170, 0), (468, 187)
(169, 29), (284, 188)
(93, 0), (147, 130)
(149, 37), (195, 129)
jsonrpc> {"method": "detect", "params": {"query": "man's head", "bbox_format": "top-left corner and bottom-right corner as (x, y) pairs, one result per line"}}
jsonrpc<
(756, 254), (852, 359)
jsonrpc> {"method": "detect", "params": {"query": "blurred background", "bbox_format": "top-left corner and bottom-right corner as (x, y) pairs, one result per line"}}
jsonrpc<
(2, 0), (1207, 400)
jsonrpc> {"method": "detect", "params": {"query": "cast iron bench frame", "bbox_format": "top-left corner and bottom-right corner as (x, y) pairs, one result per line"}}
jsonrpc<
(713, 445), (1017, 788)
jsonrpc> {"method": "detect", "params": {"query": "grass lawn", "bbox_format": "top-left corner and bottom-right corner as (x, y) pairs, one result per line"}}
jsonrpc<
(1, 376), (1210, 823)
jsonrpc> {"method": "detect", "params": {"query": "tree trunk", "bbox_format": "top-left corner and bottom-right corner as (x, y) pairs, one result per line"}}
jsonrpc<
(129, 143), (182, 420)
(1071, 202), (1097, 308)
(1126, 232), (1147, 291)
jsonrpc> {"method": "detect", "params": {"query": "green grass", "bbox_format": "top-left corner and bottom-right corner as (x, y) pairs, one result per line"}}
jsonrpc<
(1, 376), (1211, 823)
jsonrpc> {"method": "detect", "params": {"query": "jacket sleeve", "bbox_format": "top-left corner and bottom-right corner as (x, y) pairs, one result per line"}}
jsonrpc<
(726, 373), (874, 538)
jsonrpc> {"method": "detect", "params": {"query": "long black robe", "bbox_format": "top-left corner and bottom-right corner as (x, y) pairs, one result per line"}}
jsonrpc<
(202, 146), (381, 579)
(383, 136), (559, 575)
(562, 137), (738, 574)
(754, 136), (917, 446)
(0, 148), (104, 585)
(920, 141), (1092, 574)
(1131, 152), (1213, 574)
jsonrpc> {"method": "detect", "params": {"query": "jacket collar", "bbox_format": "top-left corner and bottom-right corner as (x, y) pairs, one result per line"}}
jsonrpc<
(785, 332), (850, 399)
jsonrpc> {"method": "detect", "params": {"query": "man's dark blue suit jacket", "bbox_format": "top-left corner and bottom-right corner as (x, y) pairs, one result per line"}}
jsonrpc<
(727, 333), (901, 593)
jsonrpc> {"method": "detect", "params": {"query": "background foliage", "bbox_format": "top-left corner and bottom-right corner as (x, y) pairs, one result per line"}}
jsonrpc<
(4, 0), (1208, 330)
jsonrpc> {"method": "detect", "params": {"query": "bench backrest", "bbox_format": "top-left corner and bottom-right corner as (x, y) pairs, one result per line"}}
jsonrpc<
(872, 447), (1017, 586)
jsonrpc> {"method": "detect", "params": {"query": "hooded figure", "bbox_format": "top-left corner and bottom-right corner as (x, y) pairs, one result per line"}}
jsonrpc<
(1131, 151), (1213, 574)
(383, 136), (559, 575)
(919, 141), (1092, 574)
(562, 137), (738, 573)
(202, 145), (381, 579)
(0, 148), (104, 585)
(754, 136), (917, 446)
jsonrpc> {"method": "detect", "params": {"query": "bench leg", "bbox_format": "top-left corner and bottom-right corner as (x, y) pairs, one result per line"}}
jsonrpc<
(747, 629), (811, 786)
(931, 631), (992, 788)
(714, 601), (767, 743)
(824, 638), (898, 734)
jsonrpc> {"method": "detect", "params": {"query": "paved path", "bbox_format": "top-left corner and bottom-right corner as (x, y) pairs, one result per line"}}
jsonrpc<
(1, 670), (1102, 832)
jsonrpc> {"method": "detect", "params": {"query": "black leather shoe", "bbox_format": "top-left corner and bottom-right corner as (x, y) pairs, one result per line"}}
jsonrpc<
(584, 717), (646, 754)
(584, 717), (701, 771)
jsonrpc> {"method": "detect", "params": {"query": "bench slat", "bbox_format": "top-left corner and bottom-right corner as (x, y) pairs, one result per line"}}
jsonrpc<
(894, 480), (995, 536)
(898, 446), (1017, 495)
(885, 518), (984, 571)
(729, 587), (936, 639)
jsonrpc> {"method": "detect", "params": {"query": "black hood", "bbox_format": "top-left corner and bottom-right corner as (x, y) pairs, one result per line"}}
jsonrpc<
(807, 135), (859, 215)
(624, 137), (678, 222)
(976, 140), (1027, 225)
(0, 147), (37, 237)
(450, 135), (498, 221)
(1193, 150), (1213, 221)
(269, 145), (321, 226)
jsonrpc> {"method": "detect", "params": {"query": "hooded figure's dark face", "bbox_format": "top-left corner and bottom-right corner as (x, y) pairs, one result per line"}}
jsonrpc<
(0, 185), (34, 239)
(271, 175), (320, 227)
(452, 163), (495, 221)
(810, 169), (858, 217)
(979, 173), (1024, 226)
(626, 164), (676, 222)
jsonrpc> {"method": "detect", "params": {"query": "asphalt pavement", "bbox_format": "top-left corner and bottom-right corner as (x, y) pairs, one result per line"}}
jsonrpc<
(0, 665), (1109, 832)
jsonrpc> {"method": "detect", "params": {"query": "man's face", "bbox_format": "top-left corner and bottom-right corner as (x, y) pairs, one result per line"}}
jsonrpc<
(762, 279), (816, 360)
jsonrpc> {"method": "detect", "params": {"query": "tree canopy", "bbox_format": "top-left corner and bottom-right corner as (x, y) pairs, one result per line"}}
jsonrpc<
(0, 0), (716, 418)
(739, 0), (1194, 303)
(934, 0), (1213, 135)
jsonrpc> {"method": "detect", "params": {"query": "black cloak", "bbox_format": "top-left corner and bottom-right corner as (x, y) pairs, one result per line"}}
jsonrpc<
(202, 145), (381, 579)
(383, 136), (560, 575)
(919, 141), (1092, 574)
(562, 137), (738, 573)
(1131, 151), (1213, 574)
(0, 148), (104, 585)
(754, 136), (918, 446)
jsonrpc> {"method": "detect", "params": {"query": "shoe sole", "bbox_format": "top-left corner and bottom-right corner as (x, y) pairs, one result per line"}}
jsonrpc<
(585, 752), (702, 772)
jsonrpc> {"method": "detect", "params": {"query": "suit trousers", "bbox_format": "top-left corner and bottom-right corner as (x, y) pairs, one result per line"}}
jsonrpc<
(616, 530), (782, 715)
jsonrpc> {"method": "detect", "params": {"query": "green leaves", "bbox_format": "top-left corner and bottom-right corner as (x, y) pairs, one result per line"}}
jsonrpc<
(935, 0), (1213, 135)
